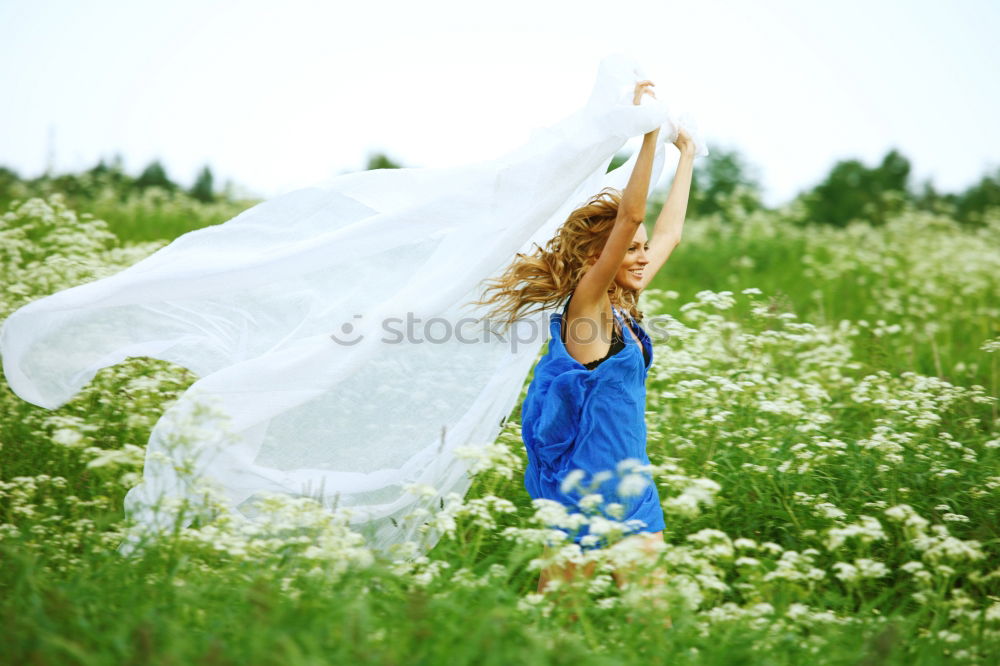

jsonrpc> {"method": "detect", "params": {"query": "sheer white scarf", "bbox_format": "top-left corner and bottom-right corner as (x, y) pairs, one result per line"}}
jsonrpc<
(0, 52), (707, 559)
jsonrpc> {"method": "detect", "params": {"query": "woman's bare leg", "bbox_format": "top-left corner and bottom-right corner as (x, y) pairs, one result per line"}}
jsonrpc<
(610, 530), (666, 588)
(535, 534), (671, 626)
(537, 532), (666, 589)
(536, 543), (597, 593)
(611, 531), (672, 627)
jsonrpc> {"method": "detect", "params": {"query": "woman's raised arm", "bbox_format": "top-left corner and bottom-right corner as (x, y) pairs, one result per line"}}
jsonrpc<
(636, 129), (696, 289)
(574, 81), (660, 306)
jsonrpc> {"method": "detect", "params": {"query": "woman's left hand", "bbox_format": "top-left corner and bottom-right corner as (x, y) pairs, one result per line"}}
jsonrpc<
(673, 127), (696, 156)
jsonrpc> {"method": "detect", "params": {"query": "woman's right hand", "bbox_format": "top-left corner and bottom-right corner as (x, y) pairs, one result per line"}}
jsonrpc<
(632, 80), (656, 105)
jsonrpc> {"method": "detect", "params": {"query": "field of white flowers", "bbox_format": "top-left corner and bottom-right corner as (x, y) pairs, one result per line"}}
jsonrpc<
(1, 193), (998, 665)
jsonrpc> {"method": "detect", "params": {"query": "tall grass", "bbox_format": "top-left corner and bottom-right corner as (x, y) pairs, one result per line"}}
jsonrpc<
(1, 194), (998, 664)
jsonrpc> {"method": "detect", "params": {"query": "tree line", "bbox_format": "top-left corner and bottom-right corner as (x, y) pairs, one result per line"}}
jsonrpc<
(2, 147), (998, 227)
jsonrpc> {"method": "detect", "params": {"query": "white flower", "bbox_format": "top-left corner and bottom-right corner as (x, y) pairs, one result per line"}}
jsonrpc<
(815, 502), (847, 520)
(786, 603), (810, 620)
(662, 477), (721, 518)
(85, 443), (145, 468)
(824, 515), (886, 551)
(530, 499), (588, 530)
(686, 528), (734, 559)
(401, 483), (438, 499)
(855, 558), (890, 579)
(884, 504), (929, 532)
(578, 493), (604, 512)
(617, 473), (650, 498)
(52, 428), (85, 447)
(832, 562), (859, 583)
(911, 525), (985, 563)
(760, 542), (784, 555)
(560, 469), (586, 494)
(985, 602), (1000, 623)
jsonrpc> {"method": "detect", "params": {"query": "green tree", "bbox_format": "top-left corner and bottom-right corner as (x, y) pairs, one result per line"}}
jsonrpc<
(0, 165), (21, 193)
(799, 148), (911, 226)
(689, 145), (764, 218)
(135, 159), (177, 192)
(365, 152), (402, 170)
(189, 165), (215, 203)
(87, 154), (133, 195)
(954, 166), (1000, 225)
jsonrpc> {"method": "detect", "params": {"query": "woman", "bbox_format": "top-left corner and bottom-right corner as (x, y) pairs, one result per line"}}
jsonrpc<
(474, 80), (696, 594)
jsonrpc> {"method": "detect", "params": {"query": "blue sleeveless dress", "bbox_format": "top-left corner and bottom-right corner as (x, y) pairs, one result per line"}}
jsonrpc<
(520, 292), (665, 549)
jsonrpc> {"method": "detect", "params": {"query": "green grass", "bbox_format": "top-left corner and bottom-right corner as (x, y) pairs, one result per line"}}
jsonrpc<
(1, 194), (998, 665)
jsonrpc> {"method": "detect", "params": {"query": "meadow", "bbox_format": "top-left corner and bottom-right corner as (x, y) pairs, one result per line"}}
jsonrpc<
(1, 186), (998, 665)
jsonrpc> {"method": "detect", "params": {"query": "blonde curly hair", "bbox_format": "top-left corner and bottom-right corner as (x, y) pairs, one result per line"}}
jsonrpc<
(468, 186), (644, 334)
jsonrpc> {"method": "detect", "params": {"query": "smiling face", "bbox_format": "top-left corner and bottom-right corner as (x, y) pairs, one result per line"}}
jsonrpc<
(613, 224), (650, 290)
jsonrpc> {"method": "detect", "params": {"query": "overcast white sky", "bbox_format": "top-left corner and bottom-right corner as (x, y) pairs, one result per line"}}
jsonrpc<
(2, 0), (998, 207)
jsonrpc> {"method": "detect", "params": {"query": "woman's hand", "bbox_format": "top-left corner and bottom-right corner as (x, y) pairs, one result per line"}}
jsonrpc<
(673, 127), (696, 156)
(632, 80), (656, 105)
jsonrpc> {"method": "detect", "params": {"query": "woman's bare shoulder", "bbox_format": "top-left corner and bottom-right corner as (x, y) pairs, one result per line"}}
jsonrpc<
(565, 289), (610, 320)
(562, 291), (617, 364)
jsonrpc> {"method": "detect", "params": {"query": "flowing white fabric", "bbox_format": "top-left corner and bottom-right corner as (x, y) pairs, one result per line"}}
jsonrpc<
(0, 53), (708, 559)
